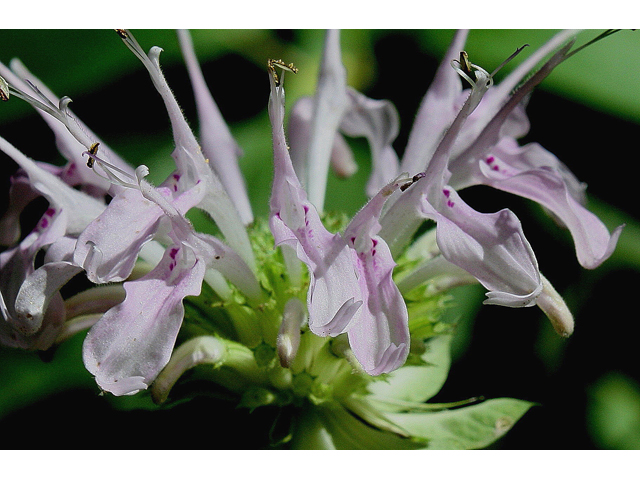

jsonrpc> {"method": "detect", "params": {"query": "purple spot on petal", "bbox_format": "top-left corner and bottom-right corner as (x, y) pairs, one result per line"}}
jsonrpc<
(169, 248), (179, 259)
(45, 208), (56, 216)
(443, 189), (450, 198)
(486, 156), (495, 164)
(303, 205), (309, 214)
(169, 263), (174, 271)
(173, 173), (181, 181)
(350, 236), (356, 244)
(447, 200), (455, 208)
(372, 238), (378, 247)
(492, 165), (499, 171)
(372, 249), (376, 256)
(40, 218), (48, 228)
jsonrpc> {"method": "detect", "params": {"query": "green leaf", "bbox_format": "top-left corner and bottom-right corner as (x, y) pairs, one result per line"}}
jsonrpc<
(386, 398), (535, 449)
(314, 401), (426, 449)
(367, 334), (453, 406)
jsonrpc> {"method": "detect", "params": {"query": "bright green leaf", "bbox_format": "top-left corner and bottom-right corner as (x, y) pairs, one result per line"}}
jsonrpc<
(367, 334), (453, 406)
(386, 397), (535, 449)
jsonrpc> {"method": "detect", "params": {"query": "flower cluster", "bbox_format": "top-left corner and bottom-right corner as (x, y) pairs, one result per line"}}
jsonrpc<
(0, 29), (622, 448)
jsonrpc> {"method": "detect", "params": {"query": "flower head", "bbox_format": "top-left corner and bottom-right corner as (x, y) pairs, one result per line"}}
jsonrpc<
(0, 29), (623, 449)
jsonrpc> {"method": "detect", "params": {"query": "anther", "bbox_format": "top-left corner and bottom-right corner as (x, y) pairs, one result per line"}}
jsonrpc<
(268, 58), (298, 87)
(86, 142), (100, 168)
(0, 75), (9, 102)
(400, 172), (426, 192)
(451, 45), (528, 90)
(451, 51), (490, 89)
(459, 51), (476, 83)
(115, 29), (129, 39)
(82, 147), (139, 189)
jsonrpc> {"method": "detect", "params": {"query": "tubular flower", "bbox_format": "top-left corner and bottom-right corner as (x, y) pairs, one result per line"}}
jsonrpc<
(0, 29), (622, 449)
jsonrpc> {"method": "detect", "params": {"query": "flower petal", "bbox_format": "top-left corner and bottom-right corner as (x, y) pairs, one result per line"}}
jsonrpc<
(305, 29), (349, 211)
(177, 29), (253, 225)
(0, 172), (39, 245)
(472, 138), (622, 269)
(422, 188), (542, 307)
(343, 179), (410, 374)
(288, 96), (358, 183)
(14, 261), (82, 335)
(0, 135), (105, 236)
(339, 87), (400, 197)
(118, 31), (255, 271)
(400, 29), (468, 175)
(5, 58), (133, 195)
(269, 68), (362, 336)
(73, 188), (165, 283)
(83, 243), (205, 396)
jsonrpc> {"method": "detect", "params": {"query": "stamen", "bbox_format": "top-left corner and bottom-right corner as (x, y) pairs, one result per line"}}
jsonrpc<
(268, 58), (298, 87)
(451, 45), (528, 90)
(7, 81), (62, 121)
(451, 52), (491, 89)
(490, 44), (529, 78)
(116, 29), (153, 71)
(0, 75), (9, 102)
(565, 29), (622, 60)
(82, 147), (139, 189)
(5, 77), (98, 154)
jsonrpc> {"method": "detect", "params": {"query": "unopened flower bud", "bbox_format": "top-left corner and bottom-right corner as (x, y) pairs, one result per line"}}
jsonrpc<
(537, 273), (574, 337)
(277, 298), (307, 368)
(151, 336), (227, 404)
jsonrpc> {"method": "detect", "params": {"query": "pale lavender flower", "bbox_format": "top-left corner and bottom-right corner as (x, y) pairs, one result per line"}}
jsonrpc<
(398, 29), (623, 271)
(276, 27), (622, 376)
(0, 29), (260, 393)
(289, 30), (400, 209)
(0, 136), (100, 349)
(0, 30), (623, 449)
(75, 30), (262, 394)
(380, 31), (622, 305)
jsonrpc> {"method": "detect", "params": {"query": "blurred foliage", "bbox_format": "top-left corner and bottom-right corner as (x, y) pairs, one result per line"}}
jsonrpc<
(0, 29), (639, 449)
(588, 372), (640, 449)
